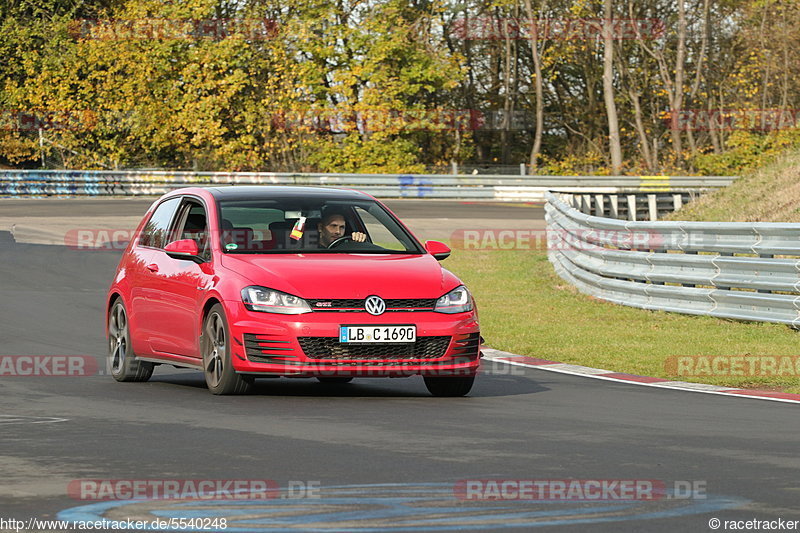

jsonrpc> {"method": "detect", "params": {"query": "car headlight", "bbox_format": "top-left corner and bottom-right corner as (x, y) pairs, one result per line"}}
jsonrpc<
(434, 285), (473, 314)
(241, 286), (312, 314)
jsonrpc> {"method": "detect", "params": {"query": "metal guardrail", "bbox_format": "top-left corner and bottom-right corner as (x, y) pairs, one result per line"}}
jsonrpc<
(545, 191), (800, 326)
(0, 170), (736, 200)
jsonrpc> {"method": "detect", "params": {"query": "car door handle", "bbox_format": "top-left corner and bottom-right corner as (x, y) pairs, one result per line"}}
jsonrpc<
(146, 263), (159, 273)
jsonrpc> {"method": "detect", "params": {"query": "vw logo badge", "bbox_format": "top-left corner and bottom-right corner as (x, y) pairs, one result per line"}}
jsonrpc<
(365, 295), (386, 316)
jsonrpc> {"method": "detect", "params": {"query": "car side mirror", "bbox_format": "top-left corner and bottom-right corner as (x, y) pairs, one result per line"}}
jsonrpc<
(425, 240), (451, 261)
(164, 239), (203, 263)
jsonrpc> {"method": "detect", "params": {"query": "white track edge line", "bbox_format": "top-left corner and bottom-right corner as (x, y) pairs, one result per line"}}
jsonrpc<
(483, 353), (800, 405)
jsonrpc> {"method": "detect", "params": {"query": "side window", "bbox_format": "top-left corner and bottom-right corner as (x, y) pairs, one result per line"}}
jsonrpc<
(139, 197), (181, 249)
(175, 201), (210, 260)
(354, 206), (405, 251)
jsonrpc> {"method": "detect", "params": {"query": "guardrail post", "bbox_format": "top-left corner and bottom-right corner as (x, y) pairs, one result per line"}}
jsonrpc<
(683, 250), (698, 288)
(594, 194), (605, 217)
(582, 194), (592, 214)
(609, 195), (619, 218)
(648, 194), (658, 221)
(758, 254), (774, 293)
(673, 193), (683, 211)
(717, 251), (734, 290)
(627, 194), (637, 221)
(520, 163), (526, 176)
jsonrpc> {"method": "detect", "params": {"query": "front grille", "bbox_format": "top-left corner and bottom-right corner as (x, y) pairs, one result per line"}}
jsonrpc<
(307, 298), (438, 312)
(385, 298), (438, 309)
(298, 336), (450, 360)
(308, 298), (362, 309)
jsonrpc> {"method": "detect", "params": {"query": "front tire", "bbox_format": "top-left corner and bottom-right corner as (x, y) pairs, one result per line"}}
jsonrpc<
(423, 375), (475, 397)
(202, 304), (252, 395)
(108, 299), (153, 382)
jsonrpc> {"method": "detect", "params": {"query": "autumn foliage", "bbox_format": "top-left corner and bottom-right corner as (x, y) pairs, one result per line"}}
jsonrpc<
(1, 0), (798, 175)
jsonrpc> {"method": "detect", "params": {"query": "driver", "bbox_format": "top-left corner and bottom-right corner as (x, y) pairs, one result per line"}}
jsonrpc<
(318, 211), (367, 248)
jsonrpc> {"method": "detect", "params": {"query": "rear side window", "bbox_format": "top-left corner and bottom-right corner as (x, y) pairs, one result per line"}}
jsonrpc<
(139, 197), (181, 249)
(221, 206), (285, 235)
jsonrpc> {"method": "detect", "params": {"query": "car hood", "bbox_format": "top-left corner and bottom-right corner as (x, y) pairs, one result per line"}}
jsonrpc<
(220, 253), (462, 299)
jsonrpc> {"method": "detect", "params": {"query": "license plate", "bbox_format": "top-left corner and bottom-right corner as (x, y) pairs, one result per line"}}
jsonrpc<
(339, 325), (416, 343)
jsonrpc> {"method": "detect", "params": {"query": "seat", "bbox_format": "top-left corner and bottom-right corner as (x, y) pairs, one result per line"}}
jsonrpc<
(182, 212), (208, 250)
(220, 219), (235, 246)
(269, 220), (295, 249)
(303, 218), (321, 247)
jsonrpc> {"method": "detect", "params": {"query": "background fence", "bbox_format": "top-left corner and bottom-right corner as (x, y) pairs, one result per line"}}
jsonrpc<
(546, 191), (800, 326)
(0, 170), (735, 201)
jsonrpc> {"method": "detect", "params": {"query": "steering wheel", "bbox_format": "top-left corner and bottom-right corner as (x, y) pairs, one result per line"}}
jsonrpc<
(327, 236), (353, 249)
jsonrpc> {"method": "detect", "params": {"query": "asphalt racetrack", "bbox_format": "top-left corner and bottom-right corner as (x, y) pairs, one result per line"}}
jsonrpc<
(0, 198), (799, 532)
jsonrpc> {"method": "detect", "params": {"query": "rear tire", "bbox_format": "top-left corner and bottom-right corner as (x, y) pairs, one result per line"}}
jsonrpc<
(108, 299), (153, 382)
(201, 304), (253, 395)
(316, 377), (353, 384)
(423, 375), (475, 397)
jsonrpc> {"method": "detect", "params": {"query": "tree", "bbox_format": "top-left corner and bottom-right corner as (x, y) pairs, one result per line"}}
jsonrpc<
(602, 0), (622, 174)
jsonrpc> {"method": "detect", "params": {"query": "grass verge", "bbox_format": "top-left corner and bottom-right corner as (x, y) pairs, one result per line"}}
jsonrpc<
(445, 248), (800, 394)
(670, 148), (800, 222)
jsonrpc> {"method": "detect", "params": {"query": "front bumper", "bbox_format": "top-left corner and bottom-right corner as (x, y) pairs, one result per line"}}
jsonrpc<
(224, 301), (481, 377)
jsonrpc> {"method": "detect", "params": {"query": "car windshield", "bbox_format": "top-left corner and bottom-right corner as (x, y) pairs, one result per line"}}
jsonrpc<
(217, 197), (423, 254)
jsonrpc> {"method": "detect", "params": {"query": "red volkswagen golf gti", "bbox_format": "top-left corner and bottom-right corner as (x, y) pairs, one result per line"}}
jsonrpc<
(106, 186), (481, 396)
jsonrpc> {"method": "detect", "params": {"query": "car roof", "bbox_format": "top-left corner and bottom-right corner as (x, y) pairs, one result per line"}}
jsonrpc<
(203, 186), (373, 202)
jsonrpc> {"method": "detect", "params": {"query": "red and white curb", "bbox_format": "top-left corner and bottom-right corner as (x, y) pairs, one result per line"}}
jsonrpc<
(481, 348), (800, 405)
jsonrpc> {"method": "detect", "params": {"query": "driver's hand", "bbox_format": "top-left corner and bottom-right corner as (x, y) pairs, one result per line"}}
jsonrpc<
(352, 232), (367, 242)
